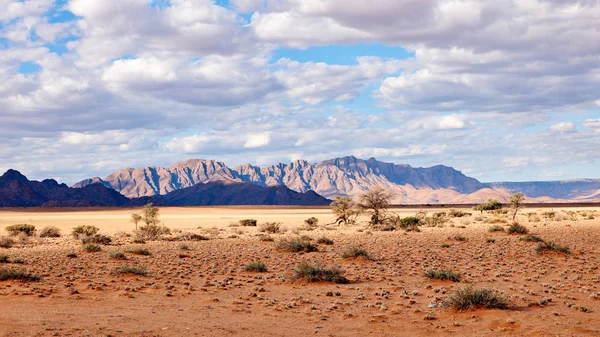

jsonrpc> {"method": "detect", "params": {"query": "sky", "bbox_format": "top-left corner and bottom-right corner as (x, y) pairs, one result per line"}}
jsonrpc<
(0, 0), (599, 185)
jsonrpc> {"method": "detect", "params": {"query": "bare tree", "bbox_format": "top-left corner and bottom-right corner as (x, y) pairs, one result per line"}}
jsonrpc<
(330, 196), (360, 226)
(358, 186), (394, 226)
(509, 193), (525, 221)
(130, 213), (142, 231)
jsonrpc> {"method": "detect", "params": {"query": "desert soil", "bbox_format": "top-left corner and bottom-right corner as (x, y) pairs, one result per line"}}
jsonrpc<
(1, 206), (600, 337)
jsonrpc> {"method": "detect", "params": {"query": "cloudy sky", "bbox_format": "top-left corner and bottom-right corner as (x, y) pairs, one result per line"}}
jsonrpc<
(1, 0), (599, 185)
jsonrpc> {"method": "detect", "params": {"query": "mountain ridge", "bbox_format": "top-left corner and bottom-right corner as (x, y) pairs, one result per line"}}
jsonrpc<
(71, 156), (600, 203)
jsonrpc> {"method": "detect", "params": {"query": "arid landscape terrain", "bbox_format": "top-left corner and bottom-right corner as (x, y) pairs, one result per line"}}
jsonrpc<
(2, 206), (600, 336)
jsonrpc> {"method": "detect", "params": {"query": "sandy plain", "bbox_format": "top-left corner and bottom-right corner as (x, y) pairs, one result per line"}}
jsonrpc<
(1, 206), (600, 336)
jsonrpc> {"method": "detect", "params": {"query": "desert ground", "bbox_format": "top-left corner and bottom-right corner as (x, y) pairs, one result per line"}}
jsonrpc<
(1, 206), (600, 336)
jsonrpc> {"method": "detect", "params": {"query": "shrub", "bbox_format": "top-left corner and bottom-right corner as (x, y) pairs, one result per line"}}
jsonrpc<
(83, 244), (101, 252)
(0, 268), (40, 281)
(259, 222), (282, 234)
(474, 199), (503, 213)
(448, 209), (471, 218)
(486, 238), (496, 243)
(317, 237), (334, 245)
(110, 252), (126, 260)
(0, 237), (14, 248)
(293, 262), (348, 284)
(126, 248), (151, 256)
(426, 270), (461, 282)
(422, 216), (447, 227)
(66, 252), (77, 258)
(542, 211), (556, 219)
(72, 225), (99, 239)
(520, 234), (544, 242)
(447, 286), (509, 310)
(5, 224), (36, 237)
(441, 243), (450, 248)
(136, 224), (170, 240)
(81, 234), (112, 245)
(132, 236), (146, 244)
(258, 234), (274, 242)
(535, 242), (571, 255)
(244, 262), (267, 272)
(453, 235), (467, 242)
(507, 223), (528, 235)
(239, 219), (258, 227)
(39, 226), (61, 238)
(0, 255), (9, 263)
(398, 216), (421, 229)
(304, 217), (319, 227)
(188, 233), (209, 241)
(179, 244), (190, 250)
(276, 238), (318, 253)
(111, 265), (147, 276)
(488, 225), (505, 232)
(341, 246), (371, 260)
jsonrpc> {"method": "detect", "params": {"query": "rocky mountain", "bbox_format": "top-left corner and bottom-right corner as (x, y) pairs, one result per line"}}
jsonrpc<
(0, 169), (130, 207)
(0, 169), (330, 208)
(156, 181), (330, 206)
(72, 156), (600, 204)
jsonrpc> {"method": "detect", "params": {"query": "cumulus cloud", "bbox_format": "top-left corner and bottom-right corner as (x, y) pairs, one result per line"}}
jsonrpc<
(549, 122), (577, 133)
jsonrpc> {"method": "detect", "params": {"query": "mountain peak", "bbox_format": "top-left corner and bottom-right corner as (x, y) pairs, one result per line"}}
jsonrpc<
(1, 169), (28, 182)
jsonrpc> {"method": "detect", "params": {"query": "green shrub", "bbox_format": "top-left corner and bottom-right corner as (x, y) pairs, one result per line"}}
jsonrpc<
(341, 246), (371, 260)
(81, 234), (112, 245)
(111, 265), (147, 276)
(126, 248), (151, 256)
(293, 262), (348, 284)
(276, 238), (318, 253)
(72, 225), (99, 239)
(448, 209), (471, 218)
(0, 237), (14, 248)
(317, 237), (334, 245)
(0, 268), (40, 281)
(488, 225), (505, 232)
(507, 223), (528, 235)
(535, 242), (571, 255)
(244, 262), (267, 272)
(239, 219), (258, 227)
(398, 216), (420, 229)
(83, 244), (101, 252)
(474, 199), (503, 213)
(110, 252), (126, 260)
(426, 270), (461, 282)
(39, 226), (61, 238)
(447, 286), (509, 310)
(520, 234), (544, 242)
(259, 222), (282, 234)
(5, 224), (36, 237)
(136, 224), (170, 240)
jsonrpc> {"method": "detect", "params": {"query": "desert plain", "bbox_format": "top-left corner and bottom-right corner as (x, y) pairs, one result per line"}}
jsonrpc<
(1, 206), (600, 337)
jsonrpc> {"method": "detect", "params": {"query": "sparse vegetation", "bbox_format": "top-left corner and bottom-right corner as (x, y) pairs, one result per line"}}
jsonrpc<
(535, 241), (571, 254)
(507, 223), (528, 235)
(330, 196), (360, 226)
(488, 225), (505, 232)
(453, 235), (467, 242)
(110, 252), (127, 259)
(509, 192), (525, 221)
(342, 246), (371, 260)
(276, 238), (318, 253)
(317, 237), (334, 245)
(66, 252), (77, 258)
(0, 255), (9, 263)
(259, 222), (282, 234)
(441, 243), (450, 248)
(293, 262), (348, 284)
(136, 224), (170, 240)
(0, 237), (14, 248)
(426, 270), (461, 282)
(5, 224), (36, 237)
(72, 225), (99, 239)
(304, 217), (319, 228)
(359, 186), (393, 226)
(126, 248), (151, 256)
(39, 226), (61, 238)
(0, 268), (40, 281)
(82, 244), (102, 252)
(520, 234), (544, 242)
(486, 238), (496, 243)
(474, 199), (503, 213)
(244, 262), (267, 272)
(448, 209), (471, 218)
(179, 244), (190, 250)
(111, 265), (147, 276)
(447, 286), (509, 310)
(239, 219), (258, 227)
(81, 234), (112, 245)
(130, 213), (142, 231)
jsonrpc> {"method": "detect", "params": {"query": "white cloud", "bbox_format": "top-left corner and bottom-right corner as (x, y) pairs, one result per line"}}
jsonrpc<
(549, 122), (577, 133)
(583, 119), (600, 131)
(244, 132), (271, 148)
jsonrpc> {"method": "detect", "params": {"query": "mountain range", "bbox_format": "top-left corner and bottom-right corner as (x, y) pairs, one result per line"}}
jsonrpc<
(0, 170), (330, 208)
(72, 156), (600, 204)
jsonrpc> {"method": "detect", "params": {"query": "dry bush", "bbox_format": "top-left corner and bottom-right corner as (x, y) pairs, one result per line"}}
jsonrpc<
(447, 287), (509, 310)
(72, 225), (99, 239)
(0, 268), (40, 281)
(0, 237), (14, 248)
(111, 265), (147, 276)
(136, 224), (170, 240)
(535, 242), (571, 254)
(239, 219), (257, 227)
(293, 262), (348, 284)
(528, 213), (541, 223)
(276, 238), (318, 253)
(81, 234), (112, 245)
(259, 222), (282, 234)
(448, 209), (471, 218)
(426, 270), (461, 282)
(341, 246), (371, 260)
(39, 226), (61, 238)
(488, 225), (505, 232)
(244, 262), (267, 272)
(507, 223), (528, 235)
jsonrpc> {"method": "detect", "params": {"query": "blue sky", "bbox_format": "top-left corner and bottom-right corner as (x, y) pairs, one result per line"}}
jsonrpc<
(0, 0), (599, 185)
